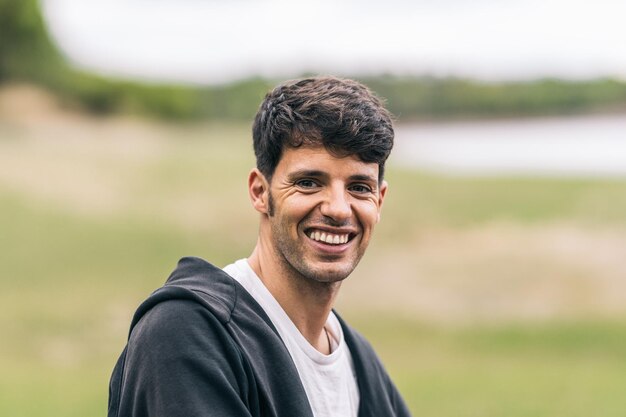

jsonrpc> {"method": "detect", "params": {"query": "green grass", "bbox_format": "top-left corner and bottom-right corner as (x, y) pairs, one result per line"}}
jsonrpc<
(2, 119), (626, 416)
(383, 168), (626, 230)
(350, 316), (626, 417)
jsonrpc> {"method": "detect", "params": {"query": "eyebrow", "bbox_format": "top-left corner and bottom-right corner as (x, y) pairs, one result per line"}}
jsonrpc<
(286, 170), (377, 184)
(348, 174), (377, 183)
(286, 170), (326, 181)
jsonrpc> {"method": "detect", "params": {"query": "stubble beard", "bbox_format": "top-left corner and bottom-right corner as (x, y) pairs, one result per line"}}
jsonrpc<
(268, 192), (364, 285)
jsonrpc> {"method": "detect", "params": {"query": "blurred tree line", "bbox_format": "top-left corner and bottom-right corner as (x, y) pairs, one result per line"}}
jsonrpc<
(3, 0), (626, 121)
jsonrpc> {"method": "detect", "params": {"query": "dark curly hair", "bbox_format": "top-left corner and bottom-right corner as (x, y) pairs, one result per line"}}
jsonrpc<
(252, 76), (394, 182)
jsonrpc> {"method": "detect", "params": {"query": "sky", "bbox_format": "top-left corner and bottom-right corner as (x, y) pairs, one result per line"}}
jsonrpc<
(42, 0), (626, 85)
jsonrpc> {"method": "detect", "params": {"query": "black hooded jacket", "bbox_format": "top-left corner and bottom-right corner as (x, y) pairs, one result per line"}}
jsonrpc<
(108, 257), (412, 417)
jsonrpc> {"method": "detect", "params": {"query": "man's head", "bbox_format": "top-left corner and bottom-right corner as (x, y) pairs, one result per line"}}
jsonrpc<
(248, 76), (394, 284)
(252, 76), (394, 184)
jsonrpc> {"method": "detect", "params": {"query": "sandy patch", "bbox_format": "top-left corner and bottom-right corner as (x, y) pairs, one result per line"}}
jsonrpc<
(342, 223), (626, 324)
(0, 84), (248, 228)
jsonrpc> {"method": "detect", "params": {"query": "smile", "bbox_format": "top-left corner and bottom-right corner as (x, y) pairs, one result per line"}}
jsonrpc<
(307, 229), (351, 245)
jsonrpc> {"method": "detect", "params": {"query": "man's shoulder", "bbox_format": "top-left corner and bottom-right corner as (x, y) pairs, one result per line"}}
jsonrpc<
(121, 256), (280, 374)
(162, 256), (237, 317)
(129, 257), (236, 329)
(129, 256), (278, 338)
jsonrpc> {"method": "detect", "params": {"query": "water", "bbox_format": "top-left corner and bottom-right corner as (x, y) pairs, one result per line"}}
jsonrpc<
(392, 114), (626, 177)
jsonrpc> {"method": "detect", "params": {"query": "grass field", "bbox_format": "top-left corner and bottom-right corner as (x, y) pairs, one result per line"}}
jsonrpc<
(2, 87), (626, 416)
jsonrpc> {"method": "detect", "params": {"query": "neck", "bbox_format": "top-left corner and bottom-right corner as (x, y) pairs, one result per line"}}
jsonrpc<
(247, 237), (341, 354)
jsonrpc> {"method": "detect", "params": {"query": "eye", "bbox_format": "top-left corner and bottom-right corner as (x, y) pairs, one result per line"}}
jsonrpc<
(349, 183), (373, 194)
(295, 179), (319, 189)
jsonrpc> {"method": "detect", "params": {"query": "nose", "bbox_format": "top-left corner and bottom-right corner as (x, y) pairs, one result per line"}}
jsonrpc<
(320, 183), (352, 223)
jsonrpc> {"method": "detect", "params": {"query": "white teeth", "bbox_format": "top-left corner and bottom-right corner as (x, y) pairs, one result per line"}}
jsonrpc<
(308, 230), (350, 245)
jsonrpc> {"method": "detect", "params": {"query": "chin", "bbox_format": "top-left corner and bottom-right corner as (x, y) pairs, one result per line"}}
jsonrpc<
(298, 260), (357, 284)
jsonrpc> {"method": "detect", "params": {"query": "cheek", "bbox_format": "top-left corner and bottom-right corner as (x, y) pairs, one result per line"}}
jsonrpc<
(355, 201), (381, 229)
(279, 197), (319, 228)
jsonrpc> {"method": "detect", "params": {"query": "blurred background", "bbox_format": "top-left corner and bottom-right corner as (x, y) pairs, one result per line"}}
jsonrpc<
(2, 0), (626, 416)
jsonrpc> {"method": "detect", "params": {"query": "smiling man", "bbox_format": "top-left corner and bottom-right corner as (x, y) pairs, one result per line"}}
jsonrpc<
(108, 77), (411, 417)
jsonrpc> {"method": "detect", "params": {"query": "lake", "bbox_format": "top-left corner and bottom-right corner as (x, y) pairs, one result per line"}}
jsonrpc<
(392, 114), (626, 177)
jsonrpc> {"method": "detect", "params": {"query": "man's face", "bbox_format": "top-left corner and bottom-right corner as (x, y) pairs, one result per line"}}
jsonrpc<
(261, 145), (387, 284)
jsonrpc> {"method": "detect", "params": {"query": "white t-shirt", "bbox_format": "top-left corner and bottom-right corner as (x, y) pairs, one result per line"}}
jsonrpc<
(223, 259), (360, 417)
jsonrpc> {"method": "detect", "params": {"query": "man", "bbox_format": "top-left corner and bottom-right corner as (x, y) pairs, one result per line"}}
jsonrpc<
(108, 76), (411, 417)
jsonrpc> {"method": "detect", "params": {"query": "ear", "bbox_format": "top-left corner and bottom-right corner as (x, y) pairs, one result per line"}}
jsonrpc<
(376, 180), (388, 223)
(248, 168), (271, 214)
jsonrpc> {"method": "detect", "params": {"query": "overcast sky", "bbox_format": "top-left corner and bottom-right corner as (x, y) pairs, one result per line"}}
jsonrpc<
(42, 0), (626, 85)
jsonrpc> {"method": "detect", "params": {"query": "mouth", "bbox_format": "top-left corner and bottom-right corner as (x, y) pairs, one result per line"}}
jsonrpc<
(304, 228), (357, 246)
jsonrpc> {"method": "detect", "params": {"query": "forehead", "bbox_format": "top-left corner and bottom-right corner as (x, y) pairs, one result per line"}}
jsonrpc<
(274, 146), (379, 179)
